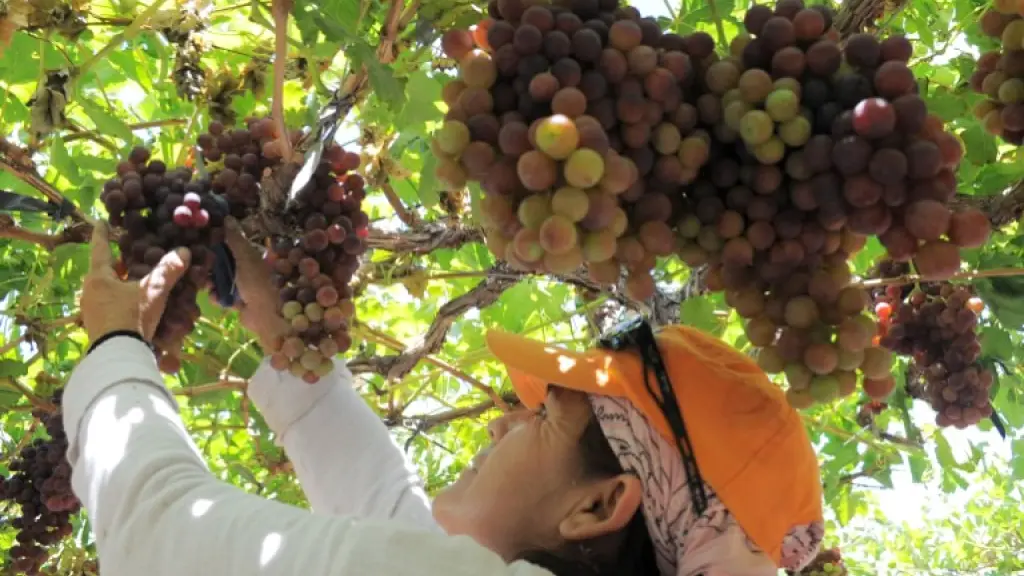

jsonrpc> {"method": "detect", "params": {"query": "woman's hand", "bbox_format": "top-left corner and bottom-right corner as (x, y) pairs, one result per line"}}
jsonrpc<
(81, 221), (191, 343)
(216, 218), (290, 351)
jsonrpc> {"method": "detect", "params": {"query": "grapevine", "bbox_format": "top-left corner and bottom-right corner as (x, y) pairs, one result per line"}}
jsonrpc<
(0, 390), (79, 576)
(870, 260), (994, 428)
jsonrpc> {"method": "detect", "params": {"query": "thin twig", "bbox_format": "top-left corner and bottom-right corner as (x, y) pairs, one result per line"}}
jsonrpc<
(856, 267), (1024, 289)
(705, 0), (728, 49)
(63, 118), (189, 143)
(172, 378), (247, 397)
(0, 378), (55, 411)
(0, 333), (27, 358)
(381, 181), (417, 226)
(358, 323), (511, 411)
(0, 215), (91, 251)
(395, 393), (520, 431)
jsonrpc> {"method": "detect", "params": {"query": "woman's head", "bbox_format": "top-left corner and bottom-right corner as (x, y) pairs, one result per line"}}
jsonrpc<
(431, 387), (654, 572)
(483, 326), (826, 571)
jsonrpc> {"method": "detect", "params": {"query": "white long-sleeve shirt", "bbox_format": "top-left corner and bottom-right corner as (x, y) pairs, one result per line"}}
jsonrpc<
(64, 336), (552, 576)
(245, 352), (437, 529)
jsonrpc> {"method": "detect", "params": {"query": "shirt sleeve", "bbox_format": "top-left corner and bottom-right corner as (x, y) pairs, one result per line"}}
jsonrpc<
(247, 357), (436, 530)
(62, 337), (551, 576)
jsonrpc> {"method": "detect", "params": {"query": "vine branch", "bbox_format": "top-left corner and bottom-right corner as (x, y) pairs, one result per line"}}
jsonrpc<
(366, 220), (483, 254)
(0, 138), (87, 222)
(271, 0), (294, 162)
(0, 214), (91, 251)
(348, 263), (519, 395)
(856, 267), (1024, 289)
(392, 393), (520, 431)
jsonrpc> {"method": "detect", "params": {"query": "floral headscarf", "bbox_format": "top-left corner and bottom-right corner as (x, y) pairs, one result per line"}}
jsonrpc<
(588, 394), (824, 575)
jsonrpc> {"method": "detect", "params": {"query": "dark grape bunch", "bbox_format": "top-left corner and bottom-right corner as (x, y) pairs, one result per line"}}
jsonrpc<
(787, 547), (847, 576)
(436, 0), (712, 300)
(194, 118), (294, 220)
(870, 260), (994, 428)
(0, 390), (79, 575)
(262, 145), (367, 383)
(972, 4), (1024, 144)
(101, 145), (229, 373)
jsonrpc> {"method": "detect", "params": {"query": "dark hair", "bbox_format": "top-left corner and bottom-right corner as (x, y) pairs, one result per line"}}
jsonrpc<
(518, 416), (659, 575)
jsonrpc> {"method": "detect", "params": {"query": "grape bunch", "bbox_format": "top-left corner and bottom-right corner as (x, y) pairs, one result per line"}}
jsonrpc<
(101, 145), (229, 372)
(262, 145), (366, 383)
(788, 547), (847, 576)
(194, 118), (295, 220)
(435, 0), (714, 299)
(972, 5), (1024, 144)
(193, 118), (366, 384)
(0, 390), (79, 575)
(871, 260), (994, 428)
(662, 1), (906, 408)
(669, 0), (996, 409)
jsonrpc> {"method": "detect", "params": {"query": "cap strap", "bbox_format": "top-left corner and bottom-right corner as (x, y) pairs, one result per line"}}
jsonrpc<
(634, 322), (709, 515)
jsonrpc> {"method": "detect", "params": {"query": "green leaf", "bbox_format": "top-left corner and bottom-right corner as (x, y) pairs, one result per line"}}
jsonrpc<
(348, 41), (407, 112)
(0, 360), (28, 378)
(1012, 439), (1024, 481)
(418, 154), (441, 208)
(397, 71), (443, 128)
(934, 432), (958, 470)
(77, 98), (134, 144)
(50, 137), (83, 186)
(679, 295), (719, 335)
(908, 453), (929, 484)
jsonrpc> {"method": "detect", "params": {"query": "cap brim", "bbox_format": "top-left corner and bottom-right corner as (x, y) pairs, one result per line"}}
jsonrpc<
(486, 330), (626, 408)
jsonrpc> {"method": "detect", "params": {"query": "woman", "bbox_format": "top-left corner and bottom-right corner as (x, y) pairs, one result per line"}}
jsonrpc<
(68, 219), (824, 575)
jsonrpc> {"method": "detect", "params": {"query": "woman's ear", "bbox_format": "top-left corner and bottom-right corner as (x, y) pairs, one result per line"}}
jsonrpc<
(557, 474), (643, 542)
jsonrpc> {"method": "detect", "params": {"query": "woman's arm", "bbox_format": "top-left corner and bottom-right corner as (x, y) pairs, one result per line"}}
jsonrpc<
(247, 358), (436, 529)
(64, 337), (547, 576)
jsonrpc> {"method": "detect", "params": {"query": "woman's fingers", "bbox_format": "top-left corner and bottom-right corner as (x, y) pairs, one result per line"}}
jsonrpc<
(139, 248), (192, 337)
(88, 222), (116, 277)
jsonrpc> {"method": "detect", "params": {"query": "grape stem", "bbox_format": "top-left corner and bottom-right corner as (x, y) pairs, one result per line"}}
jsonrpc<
(705, 0), (728, 50)
(856, 267), (1024, 288)
(271, 0), (294, 162)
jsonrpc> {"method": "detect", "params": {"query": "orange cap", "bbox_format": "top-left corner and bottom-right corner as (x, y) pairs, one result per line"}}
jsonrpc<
(486, 324), (823, 567)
